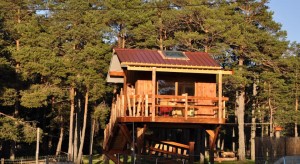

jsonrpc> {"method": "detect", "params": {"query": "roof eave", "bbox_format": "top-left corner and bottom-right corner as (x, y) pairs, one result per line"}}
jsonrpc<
(121, 62), (222, 70)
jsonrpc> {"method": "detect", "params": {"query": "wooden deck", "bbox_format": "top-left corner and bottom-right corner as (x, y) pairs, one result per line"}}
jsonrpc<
(111, 91), (228, 123)
(118, 116), (226, 124)
(103, 91), (228, 159)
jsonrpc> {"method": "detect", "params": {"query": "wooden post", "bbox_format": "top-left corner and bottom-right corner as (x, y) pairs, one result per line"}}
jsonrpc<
(145, 94), (149, 117)
(133, 95), (136, 116)
(184, 93), (188, 120)
(121, 95), (125, 116)
(152, 67), (156, 121)
(189, 142), (195, 164)
(206, 126), (221, 164)
(218, 72), (222, 119)
(127, 94), (132, 116)
(124, 70), (127, 117)
(137, 125), (147, 155)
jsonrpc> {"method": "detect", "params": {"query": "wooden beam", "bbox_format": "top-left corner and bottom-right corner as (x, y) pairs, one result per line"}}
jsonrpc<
(189, 142), (195, 163)
(122, 62), (222, 70)
(127, 66), (233, 75)
(152, 67), (156, 121)
(147, 146), (189, 159)
(123, 70), (127, 117)
(109, 71), (125, 77)
(104, 152), (123, 164)
(206, 126), (221, 164)
(119, 124), (132, 145)
(119, 116), (226, 124)
(218, 73), (222, 119)
(137, 125), (147, 155)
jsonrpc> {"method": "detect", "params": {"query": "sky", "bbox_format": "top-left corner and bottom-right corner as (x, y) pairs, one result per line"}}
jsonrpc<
(268, 0), (300, 43)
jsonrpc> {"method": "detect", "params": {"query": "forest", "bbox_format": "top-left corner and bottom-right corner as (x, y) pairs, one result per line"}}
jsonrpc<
(0, 0), (299, 163)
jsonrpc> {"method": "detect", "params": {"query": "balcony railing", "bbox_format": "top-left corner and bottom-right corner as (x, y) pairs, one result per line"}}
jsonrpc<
(109, 89), (228, 121)
(104, 90), (228, 150)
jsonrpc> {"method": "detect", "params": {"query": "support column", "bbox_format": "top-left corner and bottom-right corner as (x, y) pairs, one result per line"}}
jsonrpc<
(123, 70), (128, 117)
(137, 125), (147, 155)
(200, 129), (206, 164)
(206, 126), (221, 164)
(189, 141), (195, 164)
(151, 67), (156, 121)
(218, 72), (223, 119)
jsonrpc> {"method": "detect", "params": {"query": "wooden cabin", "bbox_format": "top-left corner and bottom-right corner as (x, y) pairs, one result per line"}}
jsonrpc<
(104, 48), (232, 164)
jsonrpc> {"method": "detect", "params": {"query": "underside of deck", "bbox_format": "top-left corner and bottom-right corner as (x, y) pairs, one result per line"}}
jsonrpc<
(118, 116), (225, 124)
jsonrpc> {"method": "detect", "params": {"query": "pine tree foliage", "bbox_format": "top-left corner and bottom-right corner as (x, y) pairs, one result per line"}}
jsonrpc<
(0, 0), (299, 160)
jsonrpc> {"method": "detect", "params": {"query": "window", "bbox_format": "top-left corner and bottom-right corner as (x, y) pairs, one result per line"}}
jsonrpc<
(158, 80), (175, 95)
(178, 82), (194, 96)
(162, 51), (189, 60)
(158, 80), (194, 96)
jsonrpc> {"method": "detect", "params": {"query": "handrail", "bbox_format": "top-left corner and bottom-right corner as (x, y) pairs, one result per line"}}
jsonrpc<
(103, 92), (126, 150)
(104, 93), (227, 149)
(145, 136), (194, 162)
(126, 94), (228, 119)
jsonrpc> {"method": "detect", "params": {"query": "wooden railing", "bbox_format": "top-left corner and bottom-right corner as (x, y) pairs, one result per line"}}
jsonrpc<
(126, 94), (228, 120)
(103, 91), (126, 150)
(103, 92), (228, 150)
(144, 136), (195, 162)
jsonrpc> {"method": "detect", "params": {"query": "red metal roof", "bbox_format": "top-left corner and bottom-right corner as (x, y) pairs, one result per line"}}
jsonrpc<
(114, 48), (220, 68)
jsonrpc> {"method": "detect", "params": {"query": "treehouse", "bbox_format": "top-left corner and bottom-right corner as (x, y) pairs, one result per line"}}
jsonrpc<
(104, 48), (232, 163)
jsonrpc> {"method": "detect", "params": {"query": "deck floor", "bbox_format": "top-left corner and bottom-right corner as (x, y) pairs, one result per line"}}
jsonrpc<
(118, 116), (225, 124)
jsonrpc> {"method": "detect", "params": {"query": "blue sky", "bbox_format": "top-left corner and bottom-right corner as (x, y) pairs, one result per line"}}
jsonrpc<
(268, 0), (300, 43)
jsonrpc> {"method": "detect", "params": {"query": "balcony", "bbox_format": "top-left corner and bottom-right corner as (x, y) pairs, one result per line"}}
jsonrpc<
(109, 90), (228, 125)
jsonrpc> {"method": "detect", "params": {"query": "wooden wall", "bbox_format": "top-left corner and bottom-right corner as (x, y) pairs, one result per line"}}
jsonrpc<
(126, 70), (217, 98)
(195, 82), (216, 105)
(135, 80), (153, 95)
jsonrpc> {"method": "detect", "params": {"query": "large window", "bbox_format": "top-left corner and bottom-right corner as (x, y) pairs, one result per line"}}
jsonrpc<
(178, 82), (194, 96)
(158, 80), (194, 96)
(158, 80), (175, 95)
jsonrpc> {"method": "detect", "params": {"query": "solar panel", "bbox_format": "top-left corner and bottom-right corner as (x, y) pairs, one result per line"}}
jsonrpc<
(163, 51), (189, 59)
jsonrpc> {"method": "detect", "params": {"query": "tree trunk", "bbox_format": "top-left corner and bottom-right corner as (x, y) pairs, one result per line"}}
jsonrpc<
(158, 10), (163, 50)
(89, 118), (95, 164)
(295, 75), (298, 137)
(56, 126), (64, 156)
(56, 109), (64, 156)
(236, 57), (245, 161)
(295, 95), (298, 137)
(76, 91), (89, 164)
(232, 127), (235, 152)
(10, 141), (15, 160)
(68, 87), (75, 161)
(268, 83), (274, 137)
(251, 82), (257, 160)
(236, 90), (246, 160)
(73, 113), (78, 161)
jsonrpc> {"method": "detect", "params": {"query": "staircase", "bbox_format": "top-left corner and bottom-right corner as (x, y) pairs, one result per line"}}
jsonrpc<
(103, 94), (130, 164)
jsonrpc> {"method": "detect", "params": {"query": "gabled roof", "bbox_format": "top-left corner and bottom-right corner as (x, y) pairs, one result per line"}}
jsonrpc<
(114, 48), (221, 69)
(107, 48), (232, 83)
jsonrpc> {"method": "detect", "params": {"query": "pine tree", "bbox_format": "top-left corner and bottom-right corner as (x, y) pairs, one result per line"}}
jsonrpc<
(221, 0), (288, 160)
(46, 1), (111, 162)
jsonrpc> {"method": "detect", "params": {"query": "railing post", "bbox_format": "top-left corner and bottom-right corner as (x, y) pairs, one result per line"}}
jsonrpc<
(218, 72), (222, 119)
(189, 142), (195, 164)
(152, 67), (156, 121)
(223, 100), (226, 119)
(128, 94), (132, 116)
(145, 94), (149, 117)
(121, 95), (125, 117)
(184, 93), (188, 120)
(133, 95), (136, 117)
